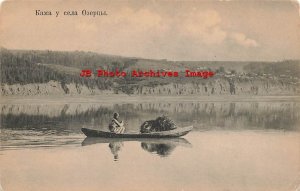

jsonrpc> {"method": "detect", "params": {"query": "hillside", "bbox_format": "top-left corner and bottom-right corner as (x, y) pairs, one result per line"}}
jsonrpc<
(1, 48), (299, 96)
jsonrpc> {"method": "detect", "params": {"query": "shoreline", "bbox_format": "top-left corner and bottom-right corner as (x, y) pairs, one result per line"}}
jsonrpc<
(1, 95), (299, 104)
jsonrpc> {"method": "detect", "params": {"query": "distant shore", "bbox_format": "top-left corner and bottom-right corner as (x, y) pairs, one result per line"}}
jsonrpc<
(1, 95), (299, 105)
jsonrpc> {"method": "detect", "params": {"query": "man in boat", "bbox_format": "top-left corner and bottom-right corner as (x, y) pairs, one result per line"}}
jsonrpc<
(109, 112), (125, 134)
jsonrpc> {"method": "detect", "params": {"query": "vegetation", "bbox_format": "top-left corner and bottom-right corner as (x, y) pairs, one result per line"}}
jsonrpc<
(0, 48), (136, 91)
(243, 60), (300, 78)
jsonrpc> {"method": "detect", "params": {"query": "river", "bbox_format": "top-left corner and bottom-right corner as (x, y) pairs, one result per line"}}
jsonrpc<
(1, 99), (299, 191)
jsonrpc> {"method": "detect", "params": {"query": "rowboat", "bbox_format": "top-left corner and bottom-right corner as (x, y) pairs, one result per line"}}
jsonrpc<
(81, 125), (193, 138)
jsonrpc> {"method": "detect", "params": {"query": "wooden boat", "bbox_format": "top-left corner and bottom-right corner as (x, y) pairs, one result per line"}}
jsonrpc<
(81, 125), (193, 138)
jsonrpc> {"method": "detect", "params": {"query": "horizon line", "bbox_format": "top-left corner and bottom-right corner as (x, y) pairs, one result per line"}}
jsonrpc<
(1, 47), (299, 63)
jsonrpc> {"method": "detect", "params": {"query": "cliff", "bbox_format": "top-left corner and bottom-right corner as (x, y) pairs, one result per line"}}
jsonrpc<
(0, 80), (114, 96)
(1, 76), (298, 96)
(133, 77), (299, 96)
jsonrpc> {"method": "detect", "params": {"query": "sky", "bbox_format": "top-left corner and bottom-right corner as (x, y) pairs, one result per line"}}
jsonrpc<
(0, 0), (299, 61)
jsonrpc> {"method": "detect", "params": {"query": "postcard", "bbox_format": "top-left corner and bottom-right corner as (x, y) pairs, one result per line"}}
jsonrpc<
(0, 0), (299, 191)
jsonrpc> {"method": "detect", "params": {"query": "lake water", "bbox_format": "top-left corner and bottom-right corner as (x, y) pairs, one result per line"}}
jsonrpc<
(1, 99), (300, 191)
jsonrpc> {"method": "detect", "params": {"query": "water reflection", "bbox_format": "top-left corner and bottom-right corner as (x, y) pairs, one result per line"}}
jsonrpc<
(109, 142), (123, 161)
(141, 142), (175, 157)
(82, 137), (192, 160)
(2, 101), (299, 133)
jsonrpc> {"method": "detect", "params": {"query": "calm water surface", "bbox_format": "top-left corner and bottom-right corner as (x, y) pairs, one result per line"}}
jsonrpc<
(1, 100), (300, 191)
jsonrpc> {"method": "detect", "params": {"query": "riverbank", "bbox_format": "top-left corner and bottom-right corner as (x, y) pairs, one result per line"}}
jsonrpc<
(1, 95), (299, 105)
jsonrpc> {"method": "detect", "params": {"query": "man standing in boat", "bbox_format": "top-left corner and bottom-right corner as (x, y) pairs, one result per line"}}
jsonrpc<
(109, 112), (125, 134)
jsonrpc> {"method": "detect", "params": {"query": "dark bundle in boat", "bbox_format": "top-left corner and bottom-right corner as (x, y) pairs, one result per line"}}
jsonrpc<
(140, 116), (177, 133)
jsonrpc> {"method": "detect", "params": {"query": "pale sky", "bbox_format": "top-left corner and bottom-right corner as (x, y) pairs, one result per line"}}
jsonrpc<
(0, 0), (299, 61)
